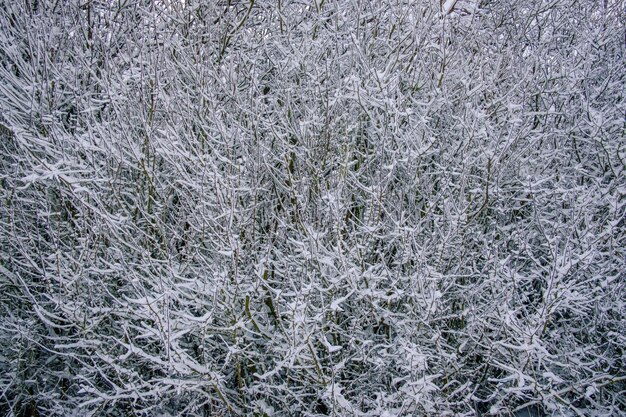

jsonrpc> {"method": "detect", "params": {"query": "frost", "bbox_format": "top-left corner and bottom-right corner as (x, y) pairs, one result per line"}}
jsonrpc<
(0, 0), (624, 416)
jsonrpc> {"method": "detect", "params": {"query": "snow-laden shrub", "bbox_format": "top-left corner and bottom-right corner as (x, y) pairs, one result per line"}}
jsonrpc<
(1, 0), (624, 415)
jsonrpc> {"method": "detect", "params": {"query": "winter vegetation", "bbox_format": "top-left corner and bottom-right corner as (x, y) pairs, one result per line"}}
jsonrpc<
(0, 0), (624, 416)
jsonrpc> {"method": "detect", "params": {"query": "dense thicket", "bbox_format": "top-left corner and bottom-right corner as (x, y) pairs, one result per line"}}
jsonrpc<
(0, 0), (624, 416)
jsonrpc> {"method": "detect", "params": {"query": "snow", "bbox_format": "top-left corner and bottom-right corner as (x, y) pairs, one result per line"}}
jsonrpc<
(0, 0), (623, 415)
